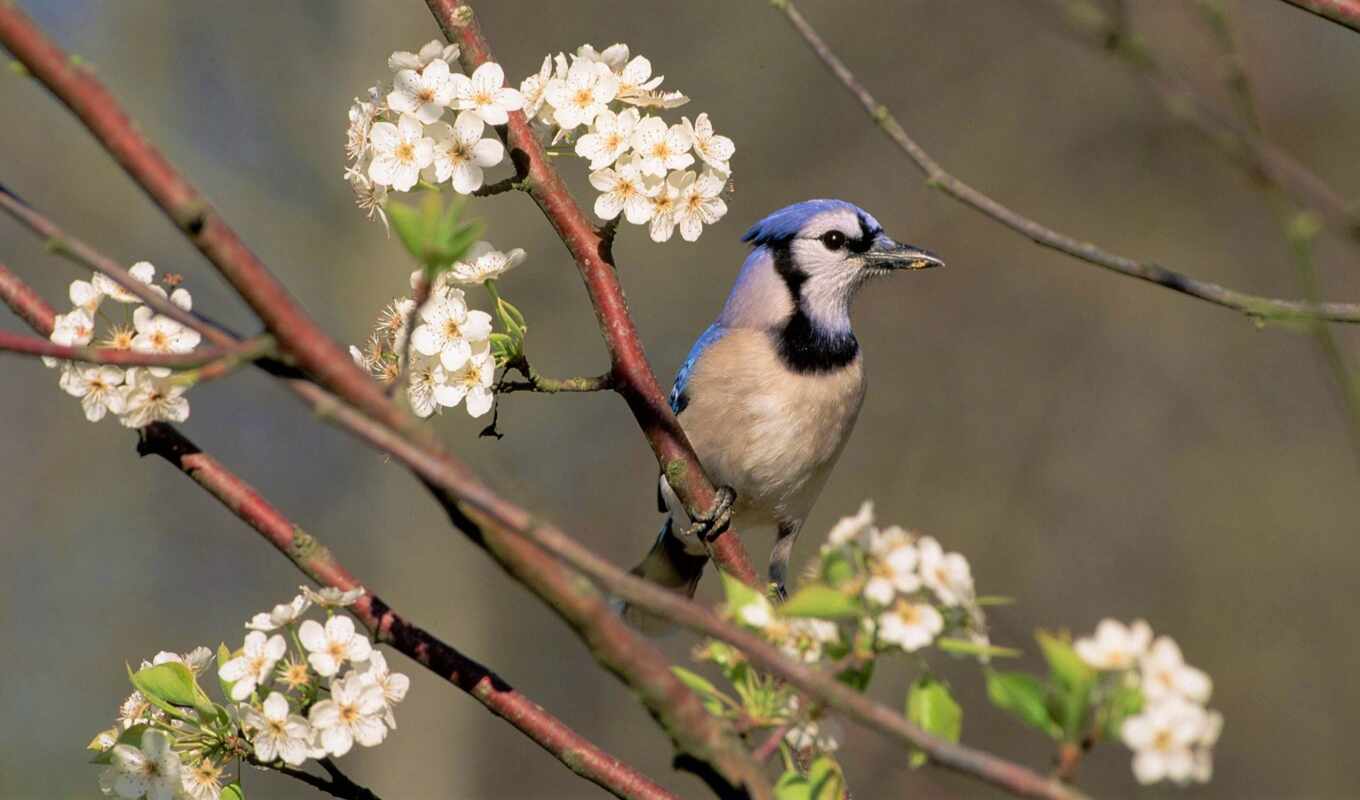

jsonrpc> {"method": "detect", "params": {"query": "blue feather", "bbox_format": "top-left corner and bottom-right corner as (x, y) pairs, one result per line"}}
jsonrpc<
(741, 199), (881, 247)
(669, 323), (726, 414)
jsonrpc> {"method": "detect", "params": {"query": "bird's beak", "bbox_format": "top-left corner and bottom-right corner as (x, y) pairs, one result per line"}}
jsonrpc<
(863, 237), (945, 271)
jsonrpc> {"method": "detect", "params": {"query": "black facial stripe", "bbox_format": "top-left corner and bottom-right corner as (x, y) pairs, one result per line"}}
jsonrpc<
(769, 243), (860, 373)
(847, 213), (881, 254)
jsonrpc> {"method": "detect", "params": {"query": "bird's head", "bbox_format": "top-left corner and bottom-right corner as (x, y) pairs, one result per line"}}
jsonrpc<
(721, 199), (942, 337)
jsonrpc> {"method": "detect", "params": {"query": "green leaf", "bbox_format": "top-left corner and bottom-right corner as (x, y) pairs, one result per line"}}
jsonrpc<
(937, 637), (1022, 659)
(773, 756), (846, 800)
(906, 676), (962, 768)
(1036, 631), (1096, 740)
(1102, 682), (1144, 741)
(671, 666), (727, 715)
(221, 784), (245, 800)
(1036, 630), (1094, 689)
(216, 642), (235, 700)
(986, 670), (1059, 737)
(976, 595), (1016, 606)
(89, 724), (146, 764)
(820, 549), (857, 588)
(386, 192), (482, 269)
(719, 571), (766, 616)
(780, 584), (862, 619)
(129, 661), (215, 719)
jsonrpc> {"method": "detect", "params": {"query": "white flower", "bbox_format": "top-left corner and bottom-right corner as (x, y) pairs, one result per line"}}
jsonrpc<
(346, 97), (376, 162)
(877, 598), (943, 652)
(406, 352), (445, 419)
(119, 369), (190, 428)
(446, 241), (526, 284)
(345, 165), (390, 233)
(98, 729), (183, 800)
(309, 672), (388, 757)
(917, 536), (974, 607)
(451, 61), (523, 126)
(59, 364), (126, 422)
(673, 169), (727, 242)
(70, 278), (103, 314)
(733, 592), (775, 629)
(683, 113), (735, 173)
(575, 108), (640, 170)
(435, 351), (495, 417)
(368, 113), (435, 192)
(240, 691), (311, 766)
(246, 594), (312, 632)
(615, 55), (666, 103)
(116, 691), (159, 730)
(1075, 619), (1153, 671)
(576, 43), (631, 73)
(646, 171), (685, 243)
(1121, 698), (1206, 785)
(545, 59), (618, 130)
(519, 55), (556, 122)
(784, 718), (840, 754)
(588, 153), (659, 224)
(1191, 709), (1223, 783)
(781, 618), (840, 664)
(1140, 636), (1212, 704)
(863, 526), (920, 607)
(132, 306), (202, 376)
(410, 289), (492, 371)
(630, 116), (694, 177)
(827, 501), (874, 547)
(93, 261), (155, 303)
(146, 647), (214, 675)
(389, 39), (459, 72)
(387, 59), (456, 124)
(180, 757), (224, 800)
(44, 308), (95, 367)
(424, 112), (504, 194)
(218, 631), (287, 701)
(299, 615), (372, 677)
(357, 651), (410, 729)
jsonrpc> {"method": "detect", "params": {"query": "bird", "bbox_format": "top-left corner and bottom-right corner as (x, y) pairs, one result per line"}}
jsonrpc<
(622, 198), (943, 629)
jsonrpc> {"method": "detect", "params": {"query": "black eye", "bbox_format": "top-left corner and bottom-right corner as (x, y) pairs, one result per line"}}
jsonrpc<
(820, 230), (846, 251)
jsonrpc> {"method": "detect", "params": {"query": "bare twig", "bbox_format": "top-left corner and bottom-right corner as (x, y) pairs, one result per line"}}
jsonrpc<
(500, 355), (613, 394)
(773, 0), (1360, 324)
(0, 327), (272, 372)
(267, 758), (381, 800)
(1276, 0), (1360, 33)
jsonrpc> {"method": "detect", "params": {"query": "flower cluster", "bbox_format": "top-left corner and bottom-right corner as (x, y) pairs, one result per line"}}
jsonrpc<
(523, 43), (733, 242)
(1075, 619), (1222, 785)
(349, 241), (525, 419)
(345, 40), (517, 227)
(44, 263), (200, 427)
(90, 587), (408, 800)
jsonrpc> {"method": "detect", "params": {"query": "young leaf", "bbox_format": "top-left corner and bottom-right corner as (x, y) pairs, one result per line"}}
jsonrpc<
(221, 784), (246, 800)
(719, 570), (767, 616)
(216, 642), (236, 701)
(1101, 682), (1144, 741)
(820, 549), (857, 588)
(671, 666), (729, 715)
(1036, 631), (1096, 740)
(1036, 630), (1095, 689)
(129, 661), (215, 718)
(773, 756), (846, 800)
(985, 670), (1059, 737)
(937, 637), (1022, 659)
(906, 676), (962, 767)
(88, 724), (146, 764)
(780, 584), (862, 619)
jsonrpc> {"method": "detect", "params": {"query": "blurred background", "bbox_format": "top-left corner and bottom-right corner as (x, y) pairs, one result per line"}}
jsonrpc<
(3, 1), (1359, 797)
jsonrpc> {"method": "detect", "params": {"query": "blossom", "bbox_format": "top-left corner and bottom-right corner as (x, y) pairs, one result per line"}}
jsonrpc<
(93, 261), (155, 303)
(545, 58), (618, 130)
(862, 525), (920, 607)
(277, 656), (313, 692)
(630, 116), (694, 177)
(119, 369), (190, 428)
(218, 631), (287, 701)
(784, 718), (840, 754)
(673, 169), (727, 241)
(615, 55), (666, 104)
(683, 113), (735, 173)
(1121, 698), (1206, 785)
(424, 112), (504, 194)
(877, 598), (943, 652)
(344, 165), (390, 233)
(132, 306), (201, 377)
(147, 647), (213, 674)
(733, 593), (774, 629)
(588, 153), (659, 224)
(357, 651), (410, 728)
(576, 43), (631, 73)
(44, 308), (95, 367)
(98, 729), (183, 800)
(1191, 710), (1223, 783)
(451, 61), (523, 126)
(436, 351), (495, 417)
(70, 278), (103, 314)
(917, 536), (974, 607)
(180, 757), (224, 800)
(240, 691), (311, 766)
(59, 364), (126, 422)
(388, 39), (459, 72)
(368, 113), (435, 192)
(446, 241), (526, 284)
(116, 691), (159, 730)
(345, 97), (376, 162)
(246, 594), (312, 632)
(1074, 619), (1152, 671)
(575, 107), (640, 170)
(827, 501), (874, 548)
(299, 615), (372, 677)
(1140, 636), (1212, 704)
(410, 289), (492, 370)
(781, 618), (840, 664)
(518, 55), (556, 122)
(387, 59), (455, 124)
(309, 672), (388, 757)
(406, 352), (445, 418)
(646, 171), (685, 243)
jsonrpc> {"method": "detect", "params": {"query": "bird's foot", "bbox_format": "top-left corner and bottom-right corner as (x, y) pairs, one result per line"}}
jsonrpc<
(680, 485), (736, 543)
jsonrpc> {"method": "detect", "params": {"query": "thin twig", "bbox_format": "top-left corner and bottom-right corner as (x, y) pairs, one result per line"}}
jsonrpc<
(773, 0), (1360, 324)
(1276, 0), (1360, 33)
(0, 327), (272, 371)
(268, 759), (381, 800)
(500, 355), (613, 393)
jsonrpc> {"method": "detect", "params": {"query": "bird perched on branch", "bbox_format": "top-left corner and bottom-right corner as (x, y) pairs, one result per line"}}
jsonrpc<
(622, 199), (943, 629)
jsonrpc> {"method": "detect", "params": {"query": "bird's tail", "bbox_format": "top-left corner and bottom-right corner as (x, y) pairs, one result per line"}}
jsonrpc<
(615, 518), (708, 634)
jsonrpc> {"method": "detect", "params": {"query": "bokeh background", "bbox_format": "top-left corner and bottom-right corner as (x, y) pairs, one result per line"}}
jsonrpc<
(3, 1), (1359, 797)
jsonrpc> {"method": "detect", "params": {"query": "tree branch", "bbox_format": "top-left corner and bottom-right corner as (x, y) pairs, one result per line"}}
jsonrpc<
(423, 0), (759, 586)
(268, 758), (381, 800)
(1277, 0), (1360, 33)
(0, 327), (273, 372)
(499, 355), (614, 394)
(773, 0), (1360, 324)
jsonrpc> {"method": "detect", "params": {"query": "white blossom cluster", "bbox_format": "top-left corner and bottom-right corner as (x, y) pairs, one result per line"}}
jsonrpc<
(44, 263), (200, 427)
(349, 242), (524, 419)
(1075, 619), (1223, 785)
(345, 40), (519, 228)
(91, 587), (408, 800)
(523, 43), (734, 242)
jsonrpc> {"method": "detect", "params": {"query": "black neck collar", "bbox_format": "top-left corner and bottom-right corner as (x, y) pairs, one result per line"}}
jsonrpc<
(769, 244), (860, 373)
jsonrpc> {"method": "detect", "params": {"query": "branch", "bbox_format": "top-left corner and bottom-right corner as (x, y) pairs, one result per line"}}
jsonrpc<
(1277, 0), (1360, 33)
(773, 0), (1360, 324)
(500, 355), (614, 394)
(424, 0), (758, 586)
(0, 327), (273, 372)
(267, 758), (381, 800)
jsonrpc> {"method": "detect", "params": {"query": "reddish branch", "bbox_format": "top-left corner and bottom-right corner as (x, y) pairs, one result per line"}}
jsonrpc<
(0, 328), (272, 371)
(1278, 0), (1360, 32)
(424, 0), (758, 587)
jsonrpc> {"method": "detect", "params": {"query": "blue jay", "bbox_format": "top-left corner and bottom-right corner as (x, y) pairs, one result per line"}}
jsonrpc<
(624, 199), (942, 626)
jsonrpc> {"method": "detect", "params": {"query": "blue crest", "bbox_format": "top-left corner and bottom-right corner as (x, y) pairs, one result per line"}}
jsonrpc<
(740, 199), (880, 247)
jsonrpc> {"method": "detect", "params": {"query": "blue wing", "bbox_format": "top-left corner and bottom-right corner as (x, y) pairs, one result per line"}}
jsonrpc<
(669, 323), (725, 415)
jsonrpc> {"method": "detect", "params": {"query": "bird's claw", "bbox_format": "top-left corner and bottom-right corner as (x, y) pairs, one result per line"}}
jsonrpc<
(681, 485), (736, 543)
